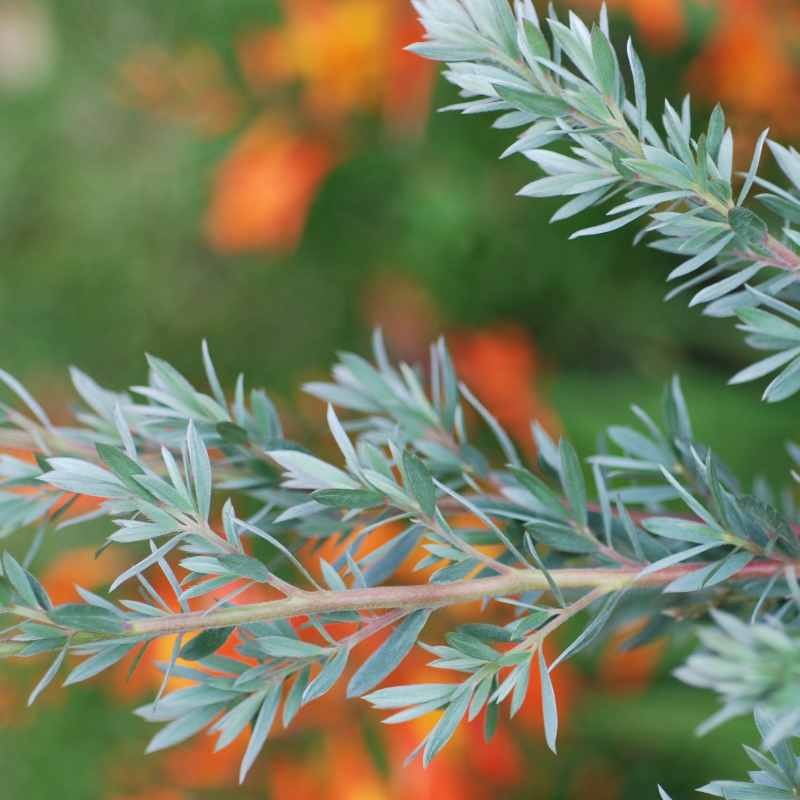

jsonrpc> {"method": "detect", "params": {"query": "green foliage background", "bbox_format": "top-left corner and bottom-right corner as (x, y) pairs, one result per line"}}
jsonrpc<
(0, 0), (795, 796)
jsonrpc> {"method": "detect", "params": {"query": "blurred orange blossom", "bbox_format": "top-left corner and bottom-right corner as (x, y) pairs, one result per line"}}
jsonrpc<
(205, 117), (337, 254)
(577, 0), (800, 146)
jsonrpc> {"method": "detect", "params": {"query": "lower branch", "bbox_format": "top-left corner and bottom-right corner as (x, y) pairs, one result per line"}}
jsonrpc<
(125, 560), (797, 638)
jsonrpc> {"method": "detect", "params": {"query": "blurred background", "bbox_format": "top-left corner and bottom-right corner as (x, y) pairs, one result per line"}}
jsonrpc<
(0, 0), (798, 797)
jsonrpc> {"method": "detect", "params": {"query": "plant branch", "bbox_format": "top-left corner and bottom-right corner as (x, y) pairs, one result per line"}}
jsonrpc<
(124, 560), (799, 638)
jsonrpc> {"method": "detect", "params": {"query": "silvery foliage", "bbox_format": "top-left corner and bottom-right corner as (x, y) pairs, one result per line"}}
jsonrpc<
(0, 335), (798, 791)
(411, 0), (800, 793)
(0, 3), (797, 795)
(413, 0), (800, 403)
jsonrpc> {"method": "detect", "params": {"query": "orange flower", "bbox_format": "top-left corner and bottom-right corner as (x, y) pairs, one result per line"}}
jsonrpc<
(382, 4), (436, 137)
(687, 0), (800, 144)
(571, 0), (685, 50)
(238, 0), (433, 132)
(239, 0), (388, 125)
(576, 0), (800, 143)
(205, 116), (337, 253)
(450, 325), (559, 457)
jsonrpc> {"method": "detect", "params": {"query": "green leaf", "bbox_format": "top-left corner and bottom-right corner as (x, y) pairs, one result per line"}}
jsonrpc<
(525, 521), (596, 554)
(658, 468), (722, 530)
(311, 488), (385, 509)
(559, 439), (587, 528)
(28, 643), (68, 706)
(523, 19), (550, 60)
(365, 684), (455, 710)
(217, 554), (271, 583)
(239, 684), (281, 783)
(216, 422), (249, 446)
(508, 467), (566, 518)
(186, 421), (212, 521)
(347, 610), (430, 697)
(590, 25), (617, 97)
(214, 692), (269, 752)
(495, 84), (571, 117)
(403, 452), (436, 517)
(303, 647), (349, 703)
(147, 703), (227, 753)
(539, 649), (558, 753)
(626, 39), (647, 137)
(2, 551), (40, 608)
(314, 559), (344, 592)
(256, 636), (331, 660)
(706, 104), (726, 159)
(64, 642), (134, 686)
(639, 541), (721, 579)
(445, 631), (498, 662)
(422, 688), (471, 766)
(179, 627), (234, 661)
(96, 444), (151, 499)
(642, 518), (722, 544)
(49, 604), (124, 634)
(729, 207), (769, 249)
(695, 133), (709, 191)
(758, 194), (800, 224)
(282, 666), (310, 728)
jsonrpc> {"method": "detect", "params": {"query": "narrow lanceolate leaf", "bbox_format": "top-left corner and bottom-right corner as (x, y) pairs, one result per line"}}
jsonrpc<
(179, 627), (234, 661)
(186, 421), (212, 521)
(49, 604), (124, 635)
(311, 488), (385, 509)
(2, 551), (39, 608)
(729, 207), (769, 250)
(729, 346), (800, 386)
(559, 439), (587, 528)
(525, 521), (596, 554)
(539, 649), (558, 753)
(216, 422), (249, 446)
(403, 452), (436, 517)
(147, 703), (227, 753)
(495, 84), (571, 117)
(347, 610), (430, 698)
(256, 637), (331, 660)
(326, 404), (360, 476)
(303, 647), (349, 704)
(509, 467), (567, 518)
(639, 542), (721, 579)
(64, 643), (134, 686)
(642, 518), (722, 545)
(0, 368), (52, 427)
(422, 688), (472, 767)
(591, 26), (618, 98)
(658, 468), (721, 530)
(626, 38), (647, 137)
(95, 444), (149, 498)
(214, 692), (264, 752)
(552, 591), (626, 670)
(217, 554), (271, 583)
(28, 643), (68, 706)
(282, 666), (310, 728)
(239, 684), (281, 783)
